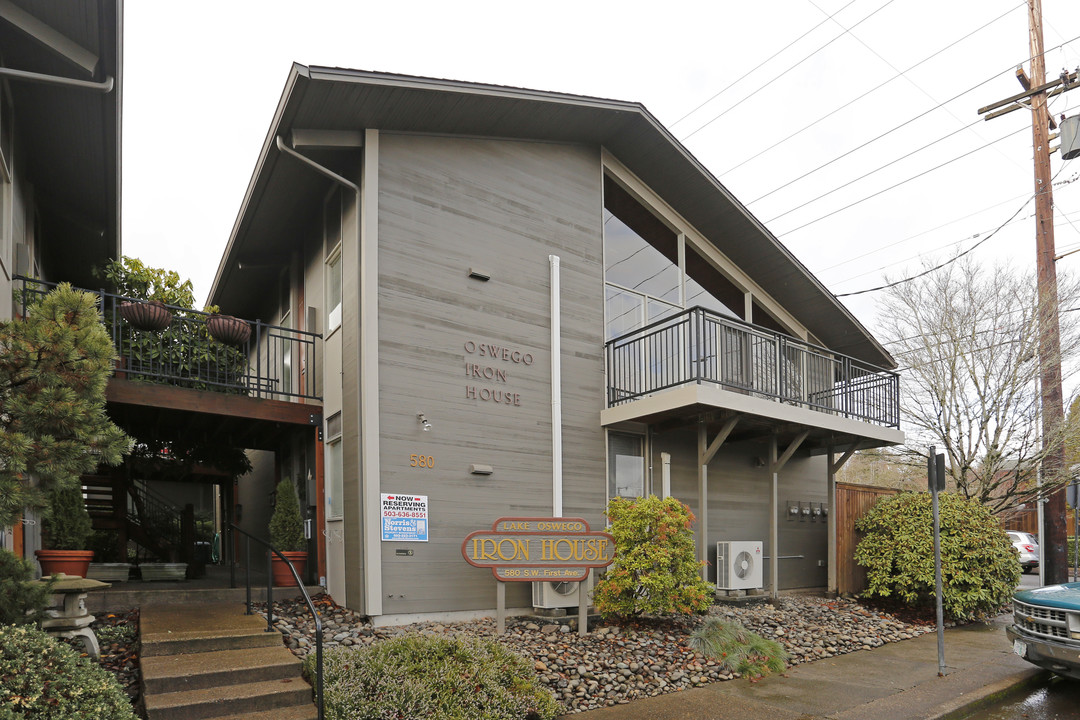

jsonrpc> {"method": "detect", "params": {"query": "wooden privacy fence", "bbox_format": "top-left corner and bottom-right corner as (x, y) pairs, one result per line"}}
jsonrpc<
(836, 482), (897, 596)
(1000, 507), (1077, 536)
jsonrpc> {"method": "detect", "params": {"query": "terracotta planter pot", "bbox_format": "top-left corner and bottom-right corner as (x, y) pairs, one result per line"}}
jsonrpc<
(207, 314), (252, 345)
(35, 549), (94, 578)
(119, 300), (172, 332)
(271, 551), (307, 587)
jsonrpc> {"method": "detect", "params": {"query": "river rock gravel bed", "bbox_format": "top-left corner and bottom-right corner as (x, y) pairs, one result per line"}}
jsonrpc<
(257, 594), (936, 713)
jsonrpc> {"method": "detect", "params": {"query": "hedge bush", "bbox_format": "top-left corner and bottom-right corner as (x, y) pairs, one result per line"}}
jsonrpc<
(854, 491), (1018, 620)
(0, 624), (137, 719)
(306, 633), (557, 720)
(593, 495), (713, 618)
(0, 550), (53, 626)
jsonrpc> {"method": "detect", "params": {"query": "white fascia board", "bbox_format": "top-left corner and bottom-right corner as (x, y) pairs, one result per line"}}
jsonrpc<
(600, 384), (905, 448)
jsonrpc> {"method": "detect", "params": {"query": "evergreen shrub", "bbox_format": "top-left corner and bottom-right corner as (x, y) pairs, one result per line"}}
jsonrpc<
(307, 633), (558, 720)
(592, 495), (713, 618)
(269, 478), (305, 552)
(0, 550), (53, 626)
(41, 483), (93, 551)
(0, 624), (137, 719)
(855, 491), (1019, 620)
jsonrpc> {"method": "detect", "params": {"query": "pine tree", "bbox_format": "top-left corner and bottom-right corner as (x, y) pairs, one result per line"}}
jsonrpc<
(0, 284), (131, 525)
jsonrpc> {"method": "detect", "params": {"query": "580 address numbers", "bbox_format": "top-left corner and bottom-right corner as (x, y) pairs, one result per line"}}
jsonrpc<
(410, 454), (435, 468)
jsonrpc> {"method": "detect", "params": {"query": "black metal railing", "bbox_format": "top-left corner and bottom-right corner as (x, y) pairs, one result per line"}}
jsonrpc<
(15, 276), (320, 402)
(605, 306), (900, 428)
(228, 523), (323, 720)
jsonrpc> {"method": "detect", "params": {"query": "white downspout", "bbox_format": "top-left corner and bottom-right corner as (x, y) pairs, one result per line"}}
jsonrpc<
(550, 255), (563, 517)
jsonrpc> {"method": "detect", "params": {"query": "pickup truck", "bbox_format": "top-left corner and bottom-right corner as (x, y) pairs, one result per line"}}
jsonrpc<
(1007, 582), (1080, 679)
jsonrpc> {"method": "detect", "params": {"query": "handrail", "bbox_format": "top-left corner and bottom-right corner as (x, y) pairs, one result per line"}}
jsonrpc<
(605, 305), (900, 428)
(13, 275), (322, 402)
(227, 523), (323, 720)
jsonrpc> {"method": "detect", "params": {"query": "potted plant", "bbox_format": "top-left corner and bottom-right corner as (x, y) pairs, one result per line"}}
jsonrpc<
(35, 484), (94, 578)
(118, 299), (172, 332)
(206, 313), (251, 345)
(268, 478), (307, 587)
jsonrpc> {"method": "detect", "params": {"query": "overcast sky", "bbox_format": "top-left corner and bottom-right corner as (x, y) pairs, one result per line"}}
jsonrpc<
(121, 0), (1080, 340)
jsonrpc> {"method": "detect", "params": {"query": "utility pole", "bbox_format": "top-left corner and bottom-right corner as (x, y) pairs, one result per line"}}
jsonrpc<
(1028, 0), (1067, 587)
(977, 0), (1079, 585)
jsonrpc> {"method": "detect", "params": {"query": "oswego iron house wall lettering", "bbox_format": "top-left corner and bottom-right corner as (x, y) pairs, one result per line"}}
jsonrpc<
(463, 340), (533, 406)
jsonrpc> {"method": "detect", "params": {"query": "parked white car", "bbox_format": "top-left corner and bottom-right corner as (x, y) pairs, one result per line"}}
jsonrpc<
(1006, 531), (1040, 574)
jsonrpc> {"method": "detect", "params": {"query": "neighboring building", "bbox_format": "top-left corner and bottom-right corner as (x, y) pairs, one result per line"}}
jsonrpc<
(0, 0), (122, 555)
(209, 67), (904, 625)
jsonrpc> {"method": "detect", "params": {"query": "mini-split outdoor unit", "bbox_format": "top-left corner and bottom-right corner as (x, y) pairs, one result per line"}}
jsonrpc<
(716, 541), (763, 591)
(532, 573), (596, 609)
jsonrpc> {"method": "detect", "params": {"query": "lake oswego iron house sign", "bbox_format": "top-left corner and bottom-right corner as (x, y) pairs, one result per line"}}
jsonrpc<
(461, 517), (615, 581)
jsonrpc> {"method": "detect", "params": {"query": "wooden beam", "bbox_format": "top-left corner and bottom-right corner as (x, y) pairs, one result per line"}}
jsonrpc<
(106, 379), (321, 426)
(771, 430), (809, 474)
(978, 71), (1077, 116)
(0, 0), (98, 75)
(700, 415), (741, 466)
(829, 441), (860, 475)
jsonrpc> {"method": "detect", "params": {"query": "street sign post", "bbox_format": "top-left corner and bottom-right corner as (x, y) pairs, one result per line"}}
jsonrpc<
(928, 448), (946, 677)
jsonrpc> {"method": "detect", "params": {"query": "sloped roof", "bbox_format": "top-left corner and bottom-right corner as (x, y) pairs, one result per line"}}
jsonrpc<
(210, 66), (894, 369)
(0, 0), (122, 287)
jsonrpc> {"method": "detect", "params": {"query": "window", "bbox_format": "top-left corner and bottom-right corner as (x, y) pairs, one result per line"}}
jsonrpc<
(279, 270), (292, 396)
(603, 174), (741, 340)
(324, 188), (343, 333)
(325, 412), (343, 520)
(608, 432), (644, 500)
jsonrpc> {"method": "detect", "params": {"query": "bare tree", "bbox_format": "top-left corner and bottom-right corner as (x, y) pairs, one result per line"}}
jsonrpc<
(876, 258), (1080, 514)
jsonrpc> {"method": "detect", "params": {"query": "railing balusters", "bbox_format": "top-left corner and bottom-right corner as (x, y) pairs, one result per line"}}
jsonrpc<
(603, 304), (899, 429)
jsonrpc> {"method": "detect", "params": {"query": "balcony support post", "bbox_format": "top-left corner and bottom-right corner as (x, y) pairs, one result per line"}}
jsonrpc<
(697, 415), (741, 581)
(769, 430), (808, 600)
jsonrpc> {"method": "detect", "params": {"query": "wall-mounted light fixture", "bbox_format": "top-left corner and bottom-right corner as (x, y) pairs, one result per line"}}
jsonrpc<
(417, 412), (432, 432)
(468, 268), (491, 281)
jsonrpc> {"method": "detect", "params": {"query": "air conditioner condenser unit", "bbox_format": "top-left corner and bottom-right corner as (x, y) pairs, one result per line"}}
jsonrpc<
(716, 540), (763, 591)
(532, 573), (596, 609)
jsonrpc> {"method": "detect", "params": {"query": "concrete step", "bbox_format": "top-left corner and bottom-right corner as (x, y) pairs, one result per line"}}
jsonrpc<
(141, 603), (285, 657)
(144, 678), (313, 720)
(142, 645), (304, 694)
(142, 626), (284, 657)
(214, 705), (318, 720)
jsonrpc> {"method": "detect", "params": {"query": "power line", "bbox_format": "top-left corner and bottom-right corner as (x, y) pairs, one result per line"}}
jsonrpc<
(816, 192), (1031, 274)
(764, 118), (985, 225)
(669, 0), (861, 129)
(722, 2), (1023, 177)
(776, 125), (1028, 236)
(681, 0), (899, 142)
(834, 190), (1036, 297)
(748, 33), (1080, 207)
(834, 164), (1070, 298)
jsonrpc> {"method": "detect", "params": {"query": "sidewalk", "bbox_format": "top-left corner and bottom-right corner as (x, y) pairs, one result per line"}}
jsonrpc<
(562, 613), (1043, 720)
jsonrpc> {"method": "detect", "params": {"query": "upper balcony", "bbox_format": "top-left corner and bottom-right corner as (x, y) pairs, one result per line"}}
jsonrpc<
(604, 306), (901, 445)
(15, 276), (320, 406)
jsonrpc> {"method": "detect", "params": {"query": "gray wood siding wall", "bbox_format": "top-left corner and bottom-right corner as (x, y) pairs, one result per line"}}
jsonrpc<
(654, 429), (828, 589)
(376, 134), (606, 615)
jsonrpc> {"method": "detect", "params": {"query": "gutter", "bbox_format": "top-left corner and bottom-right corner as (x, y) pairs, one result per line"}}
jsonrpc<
(0, 66), (114, 92)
